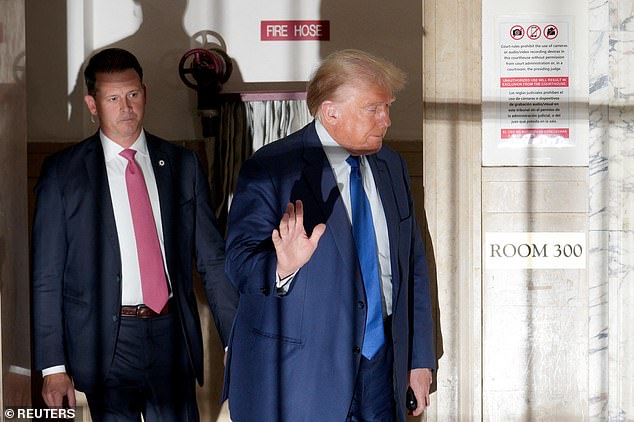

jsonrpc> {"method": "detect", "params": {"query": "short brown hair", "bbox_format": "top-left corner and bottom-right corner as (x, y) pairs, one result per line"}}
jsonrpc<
(306, 49), (406, 116)
(84, 48), (143, 97)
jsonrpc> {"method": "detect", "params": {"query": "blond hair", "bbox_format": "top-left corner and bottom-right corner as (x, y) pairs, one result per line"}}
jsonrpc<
(306, 49), (406, 116)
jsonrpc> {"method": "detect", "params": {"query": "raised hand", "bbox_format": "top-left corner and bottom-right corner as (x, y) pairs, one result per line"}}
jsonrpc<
(272, 200), (326, 278)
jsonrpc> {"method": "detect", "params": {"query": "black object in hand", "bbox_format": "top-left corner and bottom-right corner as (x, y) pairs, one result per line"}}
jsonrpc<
(406, 387), (418, 411)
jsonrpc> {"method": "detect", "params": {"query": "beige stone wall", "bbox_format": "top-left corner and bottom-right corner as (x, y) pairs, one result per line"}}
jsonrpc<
(422, 0), (633, 421)
(421, 0), (483, 420)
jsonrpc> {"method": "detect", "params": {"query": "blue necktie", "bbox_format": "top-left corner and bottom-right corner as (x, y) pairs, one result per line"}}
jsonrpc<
(347, 155), (385, 360)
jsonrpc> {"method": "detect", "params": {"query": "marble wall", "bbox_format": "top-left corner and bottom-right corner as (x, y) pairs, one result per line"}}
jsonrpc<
(588, 0), (634, 420)
(423, 0), (633, 420)
(422, 0), (483, 419)
(481, 168), (588, 421)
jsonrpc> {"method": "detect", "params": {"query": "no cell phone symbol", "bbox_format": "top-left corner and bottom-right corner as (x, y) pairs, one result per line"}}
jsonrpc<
(527, 25), (541, 40)
(544, 24), (558, 39)
(510, 25), (524, 40)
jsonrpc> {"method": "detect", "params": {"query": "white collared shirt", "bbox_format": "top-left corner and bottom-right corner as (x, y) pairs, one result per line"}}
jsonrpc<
(276, 121), (393, 316)
(315, 120), (393, 316)
(101, 129), (172, 306)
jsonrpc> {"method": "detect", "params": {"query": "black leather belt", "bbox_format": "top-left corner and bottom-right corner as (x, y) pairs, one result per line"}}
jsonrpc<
(120, 300), (171, 318)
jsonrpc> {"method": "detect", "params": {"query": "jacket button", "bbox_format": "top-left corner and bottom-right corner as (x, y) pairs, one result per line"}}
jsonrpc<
(112, 314), (118, 322)
(353, 346), (360, 354)
(357, 301), (365, 309)
(260, 286), (270, 295)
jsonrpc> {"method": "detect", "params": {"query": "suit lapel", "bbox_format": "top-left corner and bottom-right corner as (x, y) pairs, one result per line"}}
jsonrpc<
(83, 134), (121, 264)
(301, 126), (356, 277)
(367, 153), (402, 310)
(146, 134), (175, 273)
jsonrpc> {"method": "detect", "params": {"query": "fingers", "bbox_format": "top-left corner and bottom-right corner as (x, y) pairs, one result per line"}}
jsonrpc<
(278, 204), (291, 239)
(286, 202), (296, 233)
(42, 373), (74, 408)
(67, 387), (77, 408)
(42, 391), (56, 407)
(294, 200), (304, 230)
(411, 387), (424, 416)
(44, 390), (65, 408)
(408, 368), (433, 416)
(278, 202), (299, 240)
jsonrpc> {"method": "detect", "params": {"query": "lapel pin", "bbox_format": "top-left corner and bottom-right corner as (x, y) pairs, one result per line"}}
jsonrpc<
(158, 160), (165, 167)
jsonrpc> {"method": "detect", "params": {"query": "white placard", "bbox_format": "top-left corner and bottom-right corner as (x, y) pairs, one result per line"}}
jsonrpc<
(482, 0), (588, 166)
(498, 19), (571, 146)
(485, 232), (586, 269)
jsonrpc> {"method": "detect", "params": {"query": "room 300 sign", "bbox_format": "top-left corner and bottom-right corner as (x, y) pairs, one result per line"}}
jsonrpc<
(489, 241), (583, 258)
(484, 232), (586, 269)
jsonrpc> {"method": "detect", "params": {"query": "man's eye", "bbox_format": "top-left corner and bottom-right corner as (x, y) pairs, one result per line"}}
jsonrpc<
(129, 92), (138, 98)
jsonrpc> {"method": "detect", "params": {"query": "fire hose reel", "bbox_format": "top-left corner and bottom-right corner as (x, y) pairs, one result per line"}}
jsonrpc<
(178, 47), (232, 92)
(178, 47), (233, 136)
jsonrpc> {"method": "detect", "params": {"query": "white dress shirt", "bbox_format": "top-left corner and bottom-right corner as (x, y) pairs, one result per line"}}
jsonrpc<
(43, 130), (172, 377)
(101, 130), (172, 306)
(277, 120), (393, 317)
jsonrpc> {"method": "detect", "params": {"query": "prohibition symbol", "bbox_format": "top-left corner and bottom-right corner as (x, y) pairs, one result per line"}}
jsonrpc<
(510, 25), (524, 40)
(527, 24), (541, 40)
(544, 24), (558, 39)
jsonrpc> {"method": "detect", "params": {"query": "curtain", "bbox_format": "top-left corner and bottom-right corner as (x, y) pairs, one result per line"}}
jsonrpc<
(212, 97), (311, 231)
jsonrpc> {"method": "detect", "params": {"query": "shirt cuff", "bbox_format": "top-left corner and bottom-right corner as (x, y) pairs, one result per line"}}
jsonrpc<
(42, 365), (66, 377)
(276, 270), (299, 294)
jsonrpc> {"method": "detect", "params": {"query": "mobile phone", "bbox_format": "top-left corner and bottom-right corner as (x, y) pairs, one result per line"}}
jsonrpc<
(406, 387), (417, 411)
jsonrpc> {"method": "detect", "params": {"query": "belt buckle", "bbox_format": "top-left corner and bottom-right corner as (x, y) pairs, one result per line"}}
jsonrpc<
(136, 305), (155, 318)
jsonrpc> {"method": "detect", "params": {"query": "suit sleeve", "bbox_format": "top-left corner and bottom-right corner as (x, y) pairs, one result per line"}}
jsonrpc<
(224, 157), (281, 296)
(402, 156), (437, 371)
(192, 152), (239, 346)
(31, 156), (68, 371)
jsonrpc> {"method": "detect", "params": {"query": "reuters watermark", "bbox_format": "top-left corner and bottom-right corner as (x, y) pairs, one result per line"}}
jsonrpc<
(3, 407), (82, 420)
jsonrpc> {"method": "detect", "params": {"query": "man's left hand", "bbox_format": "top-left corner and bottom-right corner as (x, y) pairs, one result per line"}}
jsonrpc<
(408, 367), (432, 416)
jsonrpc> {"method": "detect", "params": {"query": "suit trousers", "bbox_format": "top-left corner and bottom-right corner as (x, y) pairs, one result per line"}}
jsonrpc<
(347, 319), (395, 422)
(85, 312), (199, 422)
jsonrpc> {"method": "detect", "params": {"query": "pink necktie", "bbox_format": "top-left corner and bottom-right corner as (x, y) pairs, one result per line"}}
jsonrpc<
(120, 149), (168, 313)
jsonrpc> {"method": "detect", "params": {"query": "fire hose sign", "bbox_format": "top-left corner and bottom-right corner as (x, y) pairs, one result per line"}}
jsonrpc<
(261, 20), (330, 41)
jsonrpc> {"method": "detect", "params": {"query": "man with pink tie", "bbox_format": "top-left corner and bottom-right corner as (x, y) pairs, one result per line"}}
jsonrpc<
(32, 48), (237, 421)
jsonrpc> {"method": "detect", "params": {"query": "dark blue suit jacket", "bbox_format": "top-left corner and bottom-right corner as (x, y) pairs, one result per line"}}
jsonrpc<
(224, 122), (435, 421)
(31, 132), (238, 392)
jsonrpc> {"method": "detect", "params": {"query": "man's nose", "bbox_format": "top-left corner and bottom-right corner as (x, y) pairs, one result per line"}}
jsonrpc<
(122, 97), (133, 111)
(378, 107), (391, 127)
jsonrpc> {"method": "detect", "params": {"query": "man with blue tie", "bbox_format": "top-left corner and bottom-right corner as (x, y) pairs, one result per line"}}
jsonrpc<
(224, 49), (436, 421)
(31, 48), (238, 421)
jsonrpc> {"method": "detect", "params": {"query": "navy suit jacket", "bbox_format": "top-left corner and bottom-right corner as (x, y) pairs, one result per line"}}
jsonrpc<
(224, 122), (436, 421)
(31, 132), (238, 392)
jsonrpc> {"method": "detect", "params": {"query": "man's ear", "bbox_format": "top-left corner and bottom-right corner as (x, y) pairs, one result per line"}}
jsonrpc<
(84, 95), (97, 116)
(320, 101), (339, 126)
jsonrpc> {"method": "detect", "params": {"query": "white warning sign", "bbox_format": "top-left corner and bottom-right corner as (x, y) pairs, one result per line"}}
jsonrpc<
(498, 20), (570, 147)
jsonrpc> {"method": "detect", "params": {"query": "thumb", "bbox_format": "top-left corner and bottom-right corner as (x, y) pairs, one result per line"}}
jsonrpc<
(310, 223), (326, 244)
